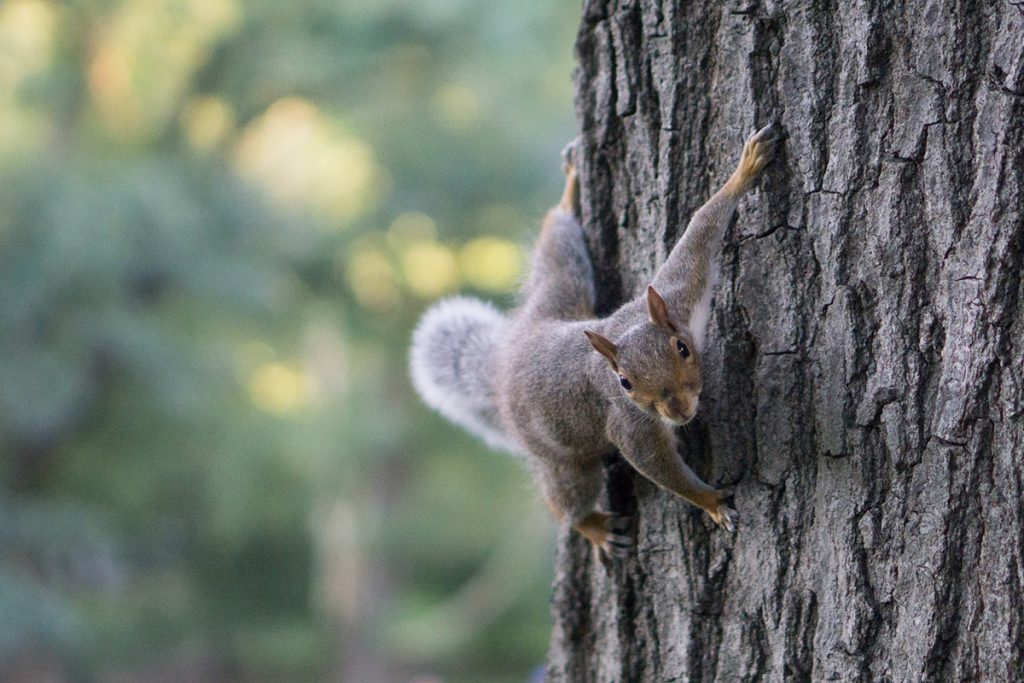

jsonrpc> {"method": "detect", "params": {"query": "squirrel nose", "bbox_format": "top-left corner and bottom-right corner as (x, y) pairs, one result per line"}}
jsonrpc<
(666, 396), (683, 415)
(665, 396), (697, 423)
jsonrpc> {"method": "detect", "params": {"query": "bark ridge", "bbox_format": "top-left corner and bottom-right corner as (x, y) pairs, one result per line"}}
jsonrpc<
(549, 2), (1024, 680)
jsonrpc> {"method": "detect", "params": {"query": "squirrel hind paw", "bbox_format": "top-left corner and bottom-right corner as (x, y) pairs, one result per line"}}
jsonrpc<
(584, 513), (634, 560)
(604, 514), (635, 558)
(560, 137), (580, 174)
(608, 513), (634, 535)
(603, 532), (633, 558)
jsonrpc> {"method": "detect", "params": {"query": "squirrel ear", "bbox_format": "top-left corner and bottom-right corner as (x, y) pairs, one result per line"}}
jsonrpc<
(646, 285), (677, 332)
(584, 330), (618, 368)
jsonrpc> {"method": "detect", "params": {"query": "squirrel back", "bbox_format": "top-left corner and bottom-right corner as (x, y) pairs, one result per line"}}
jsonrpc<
(409, 296), (519, 454)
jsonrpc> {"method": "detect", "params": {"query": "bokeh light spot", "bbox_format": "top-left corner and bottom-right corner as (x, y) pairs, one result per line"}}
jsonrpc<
(248, 362), (310, 415)
(460, 237), (523, 292)
(387, 212), (437, 248)
(401, 241), (459, 298)
(85, 0), (240, 141)
(234, 98), (389, 225)
(181, 95), (235, 153)
(344, 244), (400, 311)
(0, 0), (56, 87)
(431, 83), (483, 132)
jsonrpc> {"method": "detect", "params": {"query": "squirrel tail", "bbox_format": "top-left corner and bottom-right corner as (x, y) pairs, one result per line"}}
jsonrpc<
(410, 297), (517, 454)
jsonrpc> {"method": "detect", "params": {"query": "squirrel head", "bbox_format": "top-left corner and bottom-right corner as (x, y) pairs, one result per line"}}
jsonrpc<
(585, 286), (702, 425)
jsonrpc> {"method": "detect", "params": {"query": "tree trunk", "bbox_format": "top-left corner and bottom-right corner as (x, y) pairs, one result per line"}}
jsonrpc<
(549, 1), (1024, 680)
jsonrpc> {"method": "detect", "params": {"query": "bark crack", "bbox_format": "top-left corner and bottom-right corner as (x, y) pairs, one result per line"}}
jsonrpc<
(552, 2), (1024, 680)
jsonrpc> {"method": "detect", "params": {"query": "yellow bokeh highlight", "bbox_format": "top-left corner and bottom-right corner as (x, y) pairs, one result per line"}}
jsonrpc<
(0, 0), (55, 87)
(181, 95), (235, 153)
(387, 212), (437, 248)
(0, 0), (56, 158)
(88, 42), (139, 132)
(235, 98), (388, 224)
(401, 241), (459, 298)
(86, 0), (241, 140)
(248, 362), (312, 416)
(344, 243), (400, 311)
(460, 237), (523, 292)
(431, 83), (483, 132)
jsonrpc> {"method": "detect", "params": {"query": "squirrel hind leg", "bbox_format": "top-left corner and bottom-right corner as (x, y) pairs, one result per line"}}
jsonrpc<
(558, 138), (580, 215)
(533, 457), (633, 559)
(558, 163), (579, 215)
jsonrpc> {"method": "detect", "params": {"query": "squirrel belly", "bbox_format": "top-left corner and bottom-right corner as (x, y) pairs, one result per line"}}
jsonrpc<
(409, 296), (520, 454)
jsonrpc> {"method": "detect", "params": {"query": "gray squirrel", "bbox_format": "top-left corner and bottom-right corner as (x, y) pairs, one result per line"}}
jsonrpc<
(410, 124), (778, 556)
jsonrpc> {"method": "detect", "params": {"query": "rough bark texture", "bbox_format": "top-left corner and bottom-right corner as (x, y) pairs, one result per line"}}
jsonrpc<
(548, 1), (1024, 681)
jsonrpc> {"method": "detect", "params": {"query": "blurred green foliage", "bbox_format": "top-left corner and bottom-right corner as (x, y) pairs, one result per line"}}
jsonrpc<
(0, 0), (579, 680)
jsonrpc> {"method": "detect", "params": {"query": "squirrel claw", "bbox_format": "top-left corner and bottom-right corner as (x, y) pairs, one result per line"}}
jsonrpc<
(751, 120), (783, 144)
(608, 513), (633, 534)
(730, 123), (781, 194)
(707, 488), (737, 532)
(751, 121), (776, 143)
(600, 514), (634, 559)
(711, 504), (738, 533)
(712, 485), (737, 532)
(604, 533), (633, 558)
(579, 512), (634, 560)
(560, 138), (579, 176)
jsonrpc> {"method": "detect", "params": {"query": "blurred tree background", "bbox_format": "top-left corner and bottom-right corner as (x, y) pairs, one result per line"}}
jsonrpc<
(0, 0), (579, 680)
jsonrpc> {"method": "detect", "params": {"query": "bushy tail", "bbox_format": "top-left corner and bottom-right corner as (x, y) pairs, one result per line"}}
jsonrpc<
(410, 297), (517, 454)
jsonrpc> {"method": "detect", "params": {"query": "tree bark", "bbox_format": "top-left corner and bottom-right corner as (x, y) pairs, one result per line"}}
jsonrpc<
(549, 1), (1024, 680)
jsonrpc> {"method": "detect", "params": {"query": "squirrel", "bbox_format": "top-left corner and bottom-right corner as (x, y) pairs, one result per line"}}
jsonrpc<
(410, 123), (778, 557)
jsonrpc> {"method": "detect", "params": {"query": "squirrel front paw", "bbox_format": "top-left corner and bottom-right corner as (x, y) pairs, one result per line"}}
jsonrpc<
(728, 122), (780, 196)
(708, 503), (738, 533)
(706, 488), (738, 533)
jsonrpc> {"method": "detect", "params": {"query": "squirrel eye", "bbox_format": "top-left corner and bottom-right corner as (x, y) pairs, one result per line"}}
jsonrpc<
(676, 339), (690, 359)
(618, 375), (633, 391)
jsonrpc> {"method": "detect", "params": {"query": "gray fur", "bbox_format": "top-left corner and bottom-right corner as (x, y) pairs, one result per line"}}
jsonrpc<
(410, 126), (776, 543)
(519, 208), (597, 321)
(409, 297), (519, 454)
